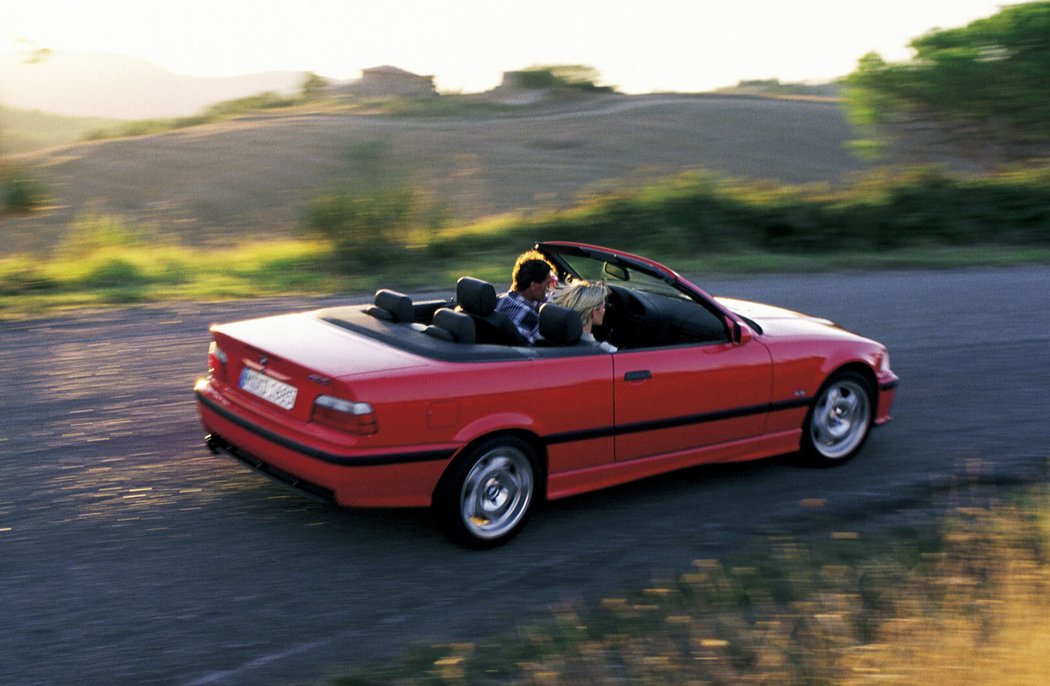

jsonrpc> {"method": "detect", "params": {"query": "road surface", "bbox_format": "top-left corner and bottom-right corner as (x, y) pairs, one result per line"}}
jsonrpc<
(1, 267), (1048, 685)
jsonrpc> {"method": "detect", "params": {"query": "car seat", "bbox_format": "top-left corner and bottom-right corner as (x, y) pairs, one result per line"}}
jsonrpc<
(455, 277), (527, 346)
(423, 308), (476, 344)
(537, 303), (583, 345)
(365, 289), (414, 323)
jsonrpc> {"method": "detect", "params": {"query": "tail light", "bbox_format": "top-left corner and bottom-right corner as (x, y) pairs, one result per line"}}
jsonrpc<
(208, 341), (228, 381)
(311, 395), (378, 435)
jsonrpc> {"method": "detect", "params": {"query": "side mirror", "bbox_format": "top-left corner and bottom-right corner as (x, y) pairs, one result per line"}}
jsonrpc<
(728, 317), (754, 345)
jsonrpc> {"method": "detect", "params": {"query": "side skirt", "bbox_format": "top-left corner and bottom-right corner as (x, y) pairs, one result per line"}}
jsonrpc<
(545, 430), (801, 501)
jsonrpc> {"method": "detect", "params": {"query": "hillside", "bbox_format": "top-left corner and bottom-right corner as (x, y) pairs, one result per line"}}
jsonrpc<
(0, 51), (304, 119)
(1, 93), (946, 256)
(0, 106), (124, 154)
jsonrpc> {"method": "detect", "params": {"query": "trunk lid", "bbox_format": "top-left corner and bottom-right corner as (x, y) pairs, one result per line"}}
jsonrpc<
(211, 311), (427, 420)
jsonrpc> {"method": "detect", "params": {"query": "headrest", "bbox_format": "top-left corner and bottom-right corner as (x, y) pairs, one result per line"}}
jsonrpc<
(424, 308), (476, 344)
(368, 289), (414, 323)
(456, 277), (498, 316)
(538, 303), (583, 345)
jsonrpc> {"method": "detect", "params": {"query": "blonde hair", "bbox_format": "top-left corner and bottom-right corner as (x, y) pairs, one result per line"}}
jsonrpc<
(552, 280), (610, 326)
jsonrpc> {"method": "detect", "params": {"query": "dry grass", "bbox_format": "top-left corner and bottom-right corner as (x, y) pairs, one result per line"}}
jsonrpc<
(333, 480), (1050, 685)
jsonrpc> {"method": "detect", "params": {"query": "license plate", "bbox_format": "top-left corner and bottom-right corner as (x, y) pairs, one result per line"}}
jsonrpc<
(239, 367), (298, 410)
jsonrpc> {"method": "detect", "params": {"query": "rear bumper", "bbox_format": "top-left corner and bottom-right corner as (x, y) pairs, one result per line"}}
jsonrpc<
(204, 432), (337, 503)
(195, 379), (454, 508)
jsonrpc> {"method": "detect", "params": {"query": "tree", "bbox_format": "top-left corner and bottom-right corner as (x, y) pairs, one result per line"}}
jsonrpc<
(1, 47), (52, 216)
(301, 72), (329, 100)
(512, 65), (615, 93)
(845, 2), (1050, 146)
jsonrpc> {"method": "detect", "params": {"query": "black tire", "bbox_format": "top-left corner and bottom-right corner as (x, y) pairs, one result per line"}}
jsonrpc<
(434, 436), (537, 549)
(801, 371), (874, 467)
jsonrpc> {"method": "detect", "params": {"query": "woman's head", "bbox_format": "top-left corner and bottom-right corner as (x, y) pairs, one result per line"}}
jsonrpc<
(552, 280), (610, 328)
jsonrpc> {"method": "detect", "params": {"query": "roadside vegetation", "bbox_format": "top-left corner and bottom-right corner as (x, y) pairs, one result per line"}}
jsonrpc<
(331, 479), (1049, 685)
(845, 1), (1050, 160)
(1, 166), (48, 215)
(506, 64), (616, 93)
(3, 160), (1049, 318)
(0, 213), (335, 316)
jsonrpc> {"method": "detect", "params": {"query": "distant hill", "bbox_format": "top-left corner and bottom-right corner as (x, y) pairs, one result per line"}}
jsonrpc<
(0, 51), (306, 119)
(2, 94), (898, 255)
(1, 106), (122, 154)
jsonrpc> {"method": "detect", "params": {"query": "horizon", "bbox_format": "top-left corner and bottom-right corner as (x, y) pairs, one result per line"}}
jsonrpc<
(2, 0), (1029, 95)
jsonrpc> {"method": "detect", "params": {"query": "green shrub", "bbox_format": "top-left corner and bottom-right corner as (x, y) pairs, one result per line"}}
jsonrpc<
(76, 256), (148, 289)
(305, 185), (425, 268)
(2, 169), (47, 214)
(201, 91), (298, 118)
(511, 65), (615, 93)
(464, 164), (1050, 255)
(0, 259), (58, 294)
(59, 213), (144, 257)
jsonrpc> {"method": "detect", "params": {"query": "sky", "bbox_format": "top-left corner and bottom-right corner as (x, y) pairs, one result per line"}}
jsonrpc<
(2, 0), (1027, 93)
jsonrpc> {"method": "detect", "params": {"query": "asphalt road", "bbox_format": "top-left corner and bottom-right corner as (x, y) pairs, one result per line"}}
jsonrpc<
(2, 267), (1048, 685)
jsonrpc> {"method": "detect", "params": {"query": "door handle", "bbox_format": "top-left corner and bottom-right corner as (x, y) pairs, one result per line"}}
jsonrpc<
(624, 370), (652, 382)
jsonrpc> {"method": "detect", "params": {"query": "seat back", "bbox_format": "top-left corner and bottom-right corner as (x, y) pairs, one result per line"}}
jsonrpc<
(456, 277), (498, 315)
(423, 308), (476, 344)
(456, 277), (527, 346)
(538, 303), (583, 345)
(365, 289), (414, 323)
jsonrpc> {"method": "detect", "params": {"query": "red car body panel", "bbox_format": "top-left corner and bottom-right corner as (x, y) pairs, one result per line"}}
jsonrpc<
(195, 242), (897, 512)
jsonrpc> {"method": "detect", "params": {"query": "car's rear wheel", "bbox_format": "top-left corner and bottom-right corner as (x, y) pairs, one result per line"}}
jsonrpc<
(802, 372), (873, 466)
(435, 436), (537, 549)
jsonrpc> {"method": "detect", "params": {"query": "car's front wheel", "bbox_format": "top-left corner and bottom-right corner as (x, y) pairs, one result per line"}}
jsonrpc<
(435, 436), (537, 548)
(801, 372), (873, 466)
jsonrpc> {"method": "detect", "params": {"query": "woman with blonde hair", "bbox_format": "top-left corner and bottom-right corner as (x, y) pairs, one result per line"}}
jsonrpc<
(552, 280), (617, 352)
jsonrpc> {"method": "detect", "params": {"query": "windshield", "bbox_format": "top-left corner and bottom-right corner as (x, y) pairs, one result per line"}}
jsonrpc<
(556, 253), (694, 302)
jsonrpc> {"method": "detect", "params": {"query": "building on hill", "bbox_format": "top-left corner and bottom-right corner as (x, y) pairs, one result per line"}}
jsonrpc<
(329, 66), (437, 98)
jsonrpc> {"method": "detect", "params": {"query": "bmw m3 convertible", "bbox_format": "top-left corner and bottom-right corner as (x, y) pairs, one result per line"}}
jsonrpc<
(195, 242), (897, 547)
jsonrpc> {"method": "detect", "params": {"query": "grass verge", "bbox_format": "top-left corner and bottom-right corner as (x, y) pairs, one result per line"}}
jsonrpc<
(4, 160), (1050, 319)
(3, 240), (1050, 321)
(2, 240), (1050, 321)
(331, 477), (1049, 685)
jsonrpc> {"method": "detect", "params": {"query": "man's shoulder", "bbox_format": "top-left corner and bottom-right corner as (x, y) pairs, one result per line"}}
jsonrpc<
(495, 291), (525, 310)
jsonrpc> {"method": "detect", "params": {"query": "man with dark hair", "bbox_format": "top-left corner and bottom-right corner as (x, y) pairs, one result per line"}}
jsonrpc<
(495, 249), (556, 345)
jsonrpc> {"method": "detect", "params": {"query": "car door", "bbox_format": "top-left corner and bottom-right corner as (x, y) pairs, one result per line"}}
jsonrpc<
(613, 338), (773, 463)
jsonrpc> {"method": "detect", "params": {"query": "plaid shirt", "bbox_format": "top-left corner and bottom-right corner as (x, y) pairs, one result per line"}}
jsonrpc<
(495, 291), (542, 345)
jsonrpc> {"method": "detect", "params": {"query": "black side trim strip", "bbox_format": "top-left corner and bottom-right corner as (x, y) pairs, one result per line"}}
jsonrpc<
(196, 391), (455, 467)
(200, 389), (814, 462)
(545, 397), (812, 445)
(880, 380), (899, 391)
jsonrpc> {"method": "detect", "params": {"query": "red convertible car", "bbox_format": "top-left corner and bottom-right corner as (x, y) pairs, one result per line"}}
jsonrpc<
(195, 242), (897, 547)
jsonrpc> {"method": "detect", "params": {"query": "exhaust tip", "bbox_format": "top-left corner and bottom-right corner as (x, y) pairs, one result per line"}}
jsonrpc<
(204, 433), (223, 455)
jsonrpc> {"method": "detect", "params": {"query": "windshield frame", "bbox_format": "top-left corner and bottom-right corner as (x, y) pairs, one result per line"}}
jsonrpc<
(538, 241), (704, 305)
